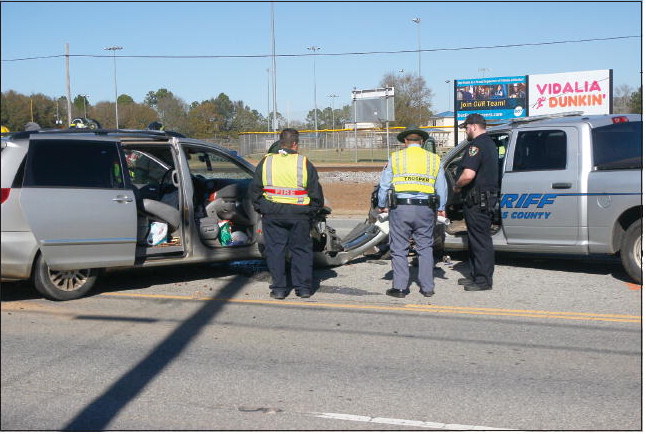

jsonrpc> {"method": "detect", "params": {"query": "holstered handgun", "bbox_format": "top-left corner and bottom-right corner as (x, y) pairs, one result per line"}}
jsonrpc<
(464, 188), (479, 207)
(387, 189), (397, 209)
(485, 189), (501, 222)
(428, 194), (440, 210)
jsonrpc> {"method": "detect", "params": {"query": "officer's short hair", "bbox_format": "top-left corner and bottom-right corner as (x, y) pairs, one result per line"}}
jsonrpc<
(279, 128), (299, 147)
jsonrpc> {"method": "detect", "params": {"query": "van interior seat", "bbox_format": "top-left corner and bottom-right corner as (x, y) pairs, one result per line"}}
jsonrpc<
(141, 198), (181, 232)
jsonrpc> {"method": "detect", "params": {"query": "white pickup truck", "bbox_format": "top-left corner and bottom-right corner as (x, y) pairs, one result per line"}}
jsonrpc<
(442, 113), (642, 283)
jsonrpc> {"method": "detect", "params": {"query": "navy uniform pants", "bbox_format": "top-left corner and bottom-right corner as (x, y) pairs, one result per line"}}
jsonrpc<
(389, 205), (436, 293)
(262, 217), (313, 294)
(463, 203), (495, 286)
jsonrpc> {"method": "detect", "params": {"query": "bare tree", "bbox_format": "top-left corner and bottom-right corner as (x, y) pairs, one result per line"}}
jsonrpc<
(613, 84), (634, 113)
(380, 72), (434, 127)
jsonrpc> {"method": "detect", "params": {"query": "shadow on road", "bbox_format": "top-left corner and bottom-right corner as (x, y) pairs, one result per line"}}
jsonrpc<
(444, 250), (633, 283)
(62, 274), (249, 431)
(0, 263), (252, 302)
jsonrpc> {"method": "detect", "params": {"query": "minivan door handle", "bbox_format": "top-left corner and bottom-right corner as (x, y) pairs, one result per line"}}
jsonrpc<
(551, 182), (572, 189)
(112, 195), (134, 203)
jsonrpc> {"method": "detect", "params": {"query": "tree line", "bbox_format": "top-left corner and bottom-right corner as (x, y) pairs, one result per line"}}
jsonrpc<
(1, 73), (640, 137)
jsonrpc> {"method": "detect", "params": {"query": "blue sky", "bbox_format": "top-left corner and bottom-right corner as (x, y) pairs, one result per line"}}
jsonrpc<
(1, 1), (642, 123)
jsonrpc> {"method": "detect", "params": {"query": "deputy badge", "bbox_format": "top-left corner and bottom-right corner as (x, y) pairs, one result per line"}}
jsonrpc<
(468, 146), (479, 157)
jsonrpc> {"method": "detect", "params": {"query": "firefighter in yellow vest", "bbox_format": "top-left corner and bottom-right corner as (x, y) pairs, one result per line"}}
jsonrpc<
(250, 128), (324, 300)
(377, 127), (447, 298)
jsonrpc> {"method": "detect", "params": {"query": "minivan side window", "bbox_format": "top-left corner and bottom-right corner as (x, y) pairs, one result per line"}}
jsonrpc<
(23, 140), (124, 189)
(512, 130), (567, 171)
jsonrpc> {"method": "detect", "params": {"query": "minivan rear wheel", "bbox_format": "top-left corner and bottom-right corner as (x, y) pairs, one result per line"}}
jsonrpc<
(33, 255), (98, 301)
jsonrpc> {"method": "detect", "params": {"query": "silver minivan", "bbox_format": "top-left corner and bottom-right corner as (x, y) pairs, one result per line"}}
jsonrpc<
(2, 129), (342, 300)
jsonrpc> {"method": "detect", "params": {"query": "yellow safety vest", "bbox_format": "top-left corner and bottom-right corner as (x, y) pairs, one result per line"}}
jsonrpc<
(391, 146), (440, 194)
(262, 153), (311, 205)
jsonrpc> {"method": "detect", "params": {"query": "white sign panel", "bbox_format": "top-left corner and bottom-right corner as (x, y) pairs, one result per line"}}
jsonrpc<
(528, 69), (612, 116)
(351, 87), (395, 122)
(352, 87), (394, 99)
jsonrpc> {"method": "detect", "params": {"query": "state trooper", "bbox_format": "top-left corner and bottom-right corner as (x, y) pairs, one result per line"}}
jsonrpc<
(453, 113), (499, 291)
(377, 127), (447, 298)
(249, 128), (324, 299)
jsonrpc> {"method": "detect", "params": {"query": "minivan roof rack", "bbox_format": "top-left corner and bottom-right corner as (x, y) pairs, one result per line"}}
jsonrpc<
(509, 111), (584, 125)
(5, 128), (186, 140)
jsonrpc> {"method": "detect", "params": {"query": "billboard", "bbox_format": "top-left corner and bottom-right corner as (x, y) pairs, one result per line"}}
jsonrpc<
(351, 87), (395, 123)
(454, 76), (527, 125)
(527, 69), (612, 116)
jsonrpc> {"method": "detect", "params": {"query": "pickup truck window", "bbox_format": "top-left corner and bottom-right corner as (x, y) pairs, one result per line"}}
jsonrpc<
(591, 121), (642, 170)
(512, 130), (566, 171)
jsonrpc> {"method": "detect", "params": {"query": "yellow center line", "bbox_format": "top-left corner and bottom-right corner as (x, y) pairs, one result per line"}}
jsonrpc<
(101, 292), (641, 323)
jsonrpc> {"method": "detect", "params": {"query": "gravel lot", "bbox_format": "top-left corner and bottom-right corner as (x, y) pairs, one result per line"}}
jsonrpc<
(318, 171), (381, 216)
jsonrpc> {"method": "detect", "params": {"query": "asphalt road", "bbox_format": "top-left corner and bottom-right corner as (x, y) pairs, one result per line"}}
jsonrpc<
(1, 218), (641, 430)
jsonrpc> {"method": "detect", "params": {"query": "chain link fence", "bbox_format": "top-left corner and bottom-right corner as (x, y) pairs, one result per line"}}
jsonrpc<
(237, 128), (457, 163)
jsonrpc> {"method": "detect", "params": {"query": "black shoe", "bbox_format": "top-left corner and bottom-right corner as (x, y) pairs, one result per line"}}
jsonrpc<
(296, 291), (312, 298)
(457, 277), (474, 285)
(386, 288), (409, 298)
(420, 290), (435, 297)
(463, 282), (492, 291)
(270, 291), (287, 299)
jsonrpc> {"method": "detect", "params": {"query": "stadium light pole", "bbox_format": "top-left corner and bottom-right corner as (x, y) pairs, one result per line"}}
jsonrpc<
(266, 68), (271, 132)
(104, 45), (123, 128)
(306, 45), (321, 144)
(412, 18), (422, 124)
(412, 18), (421, 79)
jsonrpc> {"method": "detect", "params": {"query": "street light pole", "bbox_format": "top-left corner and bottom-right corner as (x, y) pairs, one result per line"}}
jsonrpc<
(306, 45), (320, 145)
(104, 45), (123, 128)
(327, 94), (338, 129)
(445, 79), (452, 112)
(328, 93), (338, 149)
(80, 94), (89, 118)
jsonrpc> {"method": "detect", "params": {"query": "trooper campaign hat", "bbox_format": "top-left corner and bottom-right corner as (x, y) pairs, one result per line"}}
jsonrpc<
(458, 113), (486, 128)
(396, 127), (429, 143)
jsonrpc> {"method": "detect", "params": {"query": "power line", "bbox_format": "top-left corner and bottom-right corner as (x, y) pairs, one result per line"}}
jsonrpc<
(1, 35), (639, 62)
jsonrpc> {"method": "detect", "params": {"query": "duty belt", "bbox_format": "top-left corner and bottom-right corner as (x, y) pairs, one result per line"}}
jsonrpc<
(396, 198), (429, 206)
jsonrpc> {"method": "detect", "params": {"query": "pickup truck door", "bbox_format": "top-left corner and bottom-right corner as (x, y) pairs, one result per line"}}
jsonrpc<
(500, 127), (581, 246)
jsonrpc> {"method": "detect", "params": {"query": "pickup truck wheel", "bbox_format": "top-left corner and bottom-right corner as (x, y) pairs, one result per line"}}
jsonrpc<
(620, 220), (642, 284)
(33, 255), (98, 301)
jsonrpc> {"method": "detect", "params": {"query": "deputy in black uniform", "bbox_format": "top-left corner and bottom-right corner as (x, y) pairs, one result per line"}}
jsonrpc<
(454, 113), (499, 291)
(250, 128), (324, 299)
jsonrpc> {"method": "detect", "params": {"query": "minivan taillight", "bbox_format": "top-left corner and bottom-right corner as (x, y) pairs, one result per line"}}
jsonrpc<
(1, 188), (10, 204)
(612, 116), (629, 124)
